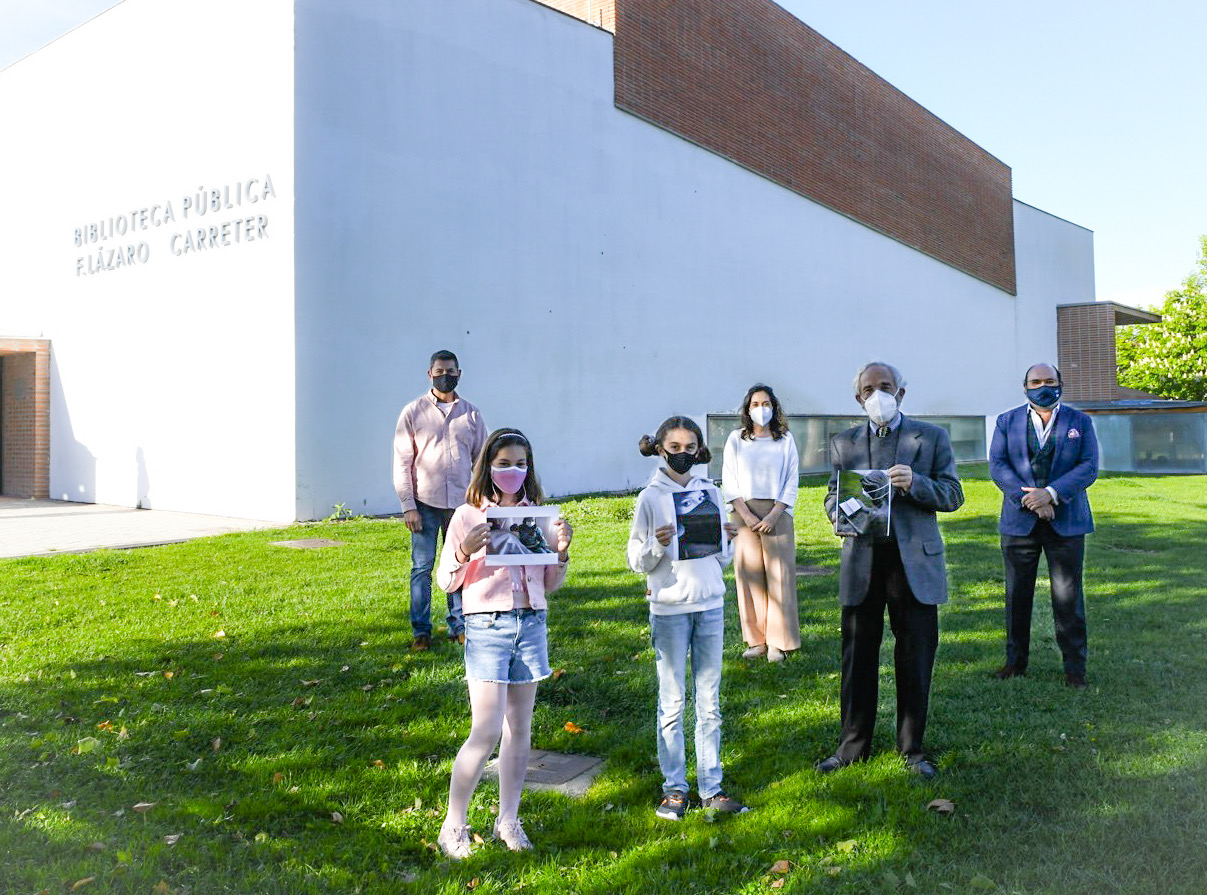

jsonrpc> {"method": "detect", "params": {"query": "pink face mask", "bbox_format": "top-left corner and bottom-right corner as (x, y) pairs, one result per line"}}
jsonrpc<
(491, 465), (529, 495)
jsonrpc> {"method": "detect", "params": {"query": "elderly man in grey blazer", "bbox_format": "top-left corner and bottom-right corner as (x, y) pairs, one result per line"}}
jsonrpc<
(818, 362), (964, 779)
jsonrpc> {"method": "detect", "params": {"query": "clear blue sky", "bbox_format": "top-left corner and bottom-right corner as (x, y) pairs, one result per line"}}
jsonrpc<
(3, 0), (1203, 309)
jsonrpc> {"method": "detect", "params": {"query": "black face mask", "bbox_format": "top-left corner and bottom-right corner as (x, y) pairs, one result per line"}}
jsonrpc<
(432, 373), (459, 394)
(1025, 384), (1061, 409)
(664, 451), (698, 475)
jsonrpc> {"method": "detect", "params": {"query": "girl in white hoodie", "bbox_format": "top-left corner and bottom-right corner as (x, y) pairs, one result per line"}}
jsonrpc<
(628, 416), (748, 820)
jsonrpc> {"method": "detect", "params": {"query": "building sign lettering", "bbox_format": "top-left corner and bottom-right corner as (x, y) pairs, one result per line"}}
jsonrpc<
(73, 173), (277, 277)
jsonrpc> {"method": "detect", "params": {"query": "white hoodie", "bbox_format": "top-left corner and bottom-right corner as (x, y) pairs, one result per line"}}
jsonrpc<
(627, 467), (733, 615)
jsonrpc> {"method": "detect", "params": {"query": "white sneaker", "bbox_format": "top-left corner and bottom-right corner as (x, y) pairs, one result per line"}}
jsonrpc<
(742, 645), (767, 660)
(437, 822), (474, 860)
(493, 817), (533, 851)
(767, 647), (786, 662)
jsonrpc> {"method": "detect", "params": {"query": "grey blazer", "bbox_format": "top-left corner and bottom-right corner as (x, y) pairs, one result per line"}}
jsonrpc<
(825, 416), (964, 607)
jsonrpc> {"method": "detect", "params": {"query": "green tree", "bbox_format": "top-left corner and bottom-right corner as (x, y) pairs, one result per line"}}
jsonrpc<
(1117, 235), (1207, 400)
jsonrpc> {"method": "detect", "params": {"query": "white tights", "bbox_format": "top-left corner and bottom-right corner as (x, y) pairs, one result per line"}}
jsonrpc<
(444, 679), (537, 827)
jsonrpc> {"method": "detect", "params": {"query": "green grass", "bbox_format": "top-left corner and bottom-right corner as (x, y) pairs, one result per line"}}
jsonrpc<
(2, 467), (1206, 894)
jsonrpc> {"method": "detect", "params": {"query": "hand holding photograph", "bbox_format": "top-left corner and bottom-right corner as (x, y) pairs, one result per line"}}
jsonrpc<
(484, 506), (562, 566)
(834, 469), (892, 539)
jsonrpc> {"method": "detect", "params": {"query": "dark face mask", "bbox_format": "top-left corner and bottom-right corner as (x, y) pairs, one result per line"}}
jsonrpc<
(664, 451), (698, 475)
(432, 372), (459, 394)
(1025, 384), (1061, 409)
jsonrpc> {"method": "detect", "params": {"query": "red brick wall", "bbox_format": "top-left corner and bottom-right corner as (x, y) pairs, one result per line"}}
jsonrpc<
(0, 339), (51, 499)
(609, 0), (1016, 293)
(531, 0), (616, 31)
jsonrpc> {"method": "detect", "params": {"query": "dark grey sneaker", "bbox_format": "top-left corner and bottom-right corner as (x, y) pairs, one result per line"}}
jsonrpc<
(702, 792), (749, 814)
(655, 791), (688, 820)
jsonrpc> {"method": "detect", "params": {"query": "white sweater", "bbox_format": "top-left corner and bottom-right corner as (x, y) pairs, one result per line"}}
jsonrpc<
(627, 468), (732, 615)
(721, 430), (800, 515)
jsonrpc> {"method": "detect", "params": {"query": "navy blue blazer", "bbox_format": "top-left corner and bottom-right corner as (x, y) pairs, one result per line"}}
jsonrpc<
(989, 404), (1098, 537)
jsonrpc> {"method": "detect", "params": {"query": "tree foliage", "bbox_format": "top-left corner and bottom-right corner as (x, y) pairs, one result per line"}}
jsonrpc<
(1116, 235), (1207, 401)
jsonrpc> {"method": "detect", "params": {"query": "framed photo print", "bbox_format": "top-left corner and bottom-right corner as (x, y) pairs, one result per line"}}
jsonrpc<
(664, 486), (726, 561)
(484, 506), (561, 566)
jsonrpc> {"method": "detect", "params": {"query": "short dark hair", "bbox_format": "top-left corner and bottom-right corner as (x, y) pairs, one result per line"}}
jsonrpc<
(739, 383), (788, 441)
(429, 350), (459, 370)
(1023, 363), (1062, 386)
(638, 416), (713, 465)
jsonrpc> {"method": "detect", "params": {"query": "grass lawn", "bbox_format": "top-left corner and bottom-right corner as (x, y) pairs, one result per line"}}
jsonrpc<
(2, 467), (1206, 894)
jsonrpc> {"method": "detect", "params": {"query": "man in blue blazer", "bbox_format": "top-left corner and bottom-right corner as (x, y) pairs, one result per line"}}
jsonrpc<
(818, 362), (964, 779)
(989, 363), (1098, 688)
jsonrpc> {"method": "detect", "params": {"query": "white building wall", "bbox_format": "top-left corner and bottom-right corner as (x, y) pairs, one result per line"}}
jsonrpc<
(293, 0), (1095, 517)
(0, 0), (297, 520)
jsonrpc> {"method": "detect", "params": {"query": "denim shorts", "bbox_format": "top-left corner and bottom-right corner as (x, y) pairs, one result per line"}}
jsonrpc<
(463, 609), (551, 684)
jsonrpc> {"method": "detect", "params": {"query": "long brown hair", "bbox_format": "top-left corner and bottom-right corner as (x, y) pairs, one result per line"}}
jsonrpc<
(465, 428), (544, 507)
(739, 383), (788, 441)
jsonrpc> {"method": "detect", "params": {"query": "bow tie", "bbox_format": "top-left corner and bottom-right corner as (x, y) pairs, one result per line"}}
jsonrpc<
(876, 426), (891, 438)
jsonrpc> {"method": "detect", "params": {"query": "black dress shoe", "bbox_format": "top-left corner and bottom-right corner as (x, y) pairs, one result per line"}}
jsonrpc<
(815, 755), (849, 774)
(992, 664), (1026, 680)
(905, 758), (937, 780)
(1065, 673), (1089, 689)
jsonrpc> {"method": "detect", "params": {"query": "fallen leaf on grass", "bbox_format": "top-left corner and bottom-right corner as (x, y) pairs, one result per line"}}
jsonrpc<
(372, 759), (385, 769)
(211, 737), (222, 752)
(340, 665), (350, 673)
(927, 798), (956, 815)
(361, 684), (374, 692)
(212, 630), (226, 639)
(96, 720), (113, 731)
(331, 811), (344, 824)
(467, 879), (481, 890)
(563, 721), (584, 734)
(186, 758), (203, 771)
(163, 833), (181, 845)
(86, 841), (105, 852)
(770, 880), (785, 890)
(769, 860), (791, 874)
(70, 879), (95, 891)
(132, 802), (157, 813)
(152, 882), (174, 895)
(74, 736), (101, 754)
(212, 653), (224, 661)
(163, 671), (174, 679)
(301, 679), (322, 687)
(135, 671), (156, 677)
(117, 726), (129, 741)
(272, 772), (285, 783)
(61, 800), (77, 809)
(551, 668), (566, 679)
(472, 832), (485, 844)
(836, 839), (858, 853)
(970, 874), (996, 890)
(291, 696), (312, 709)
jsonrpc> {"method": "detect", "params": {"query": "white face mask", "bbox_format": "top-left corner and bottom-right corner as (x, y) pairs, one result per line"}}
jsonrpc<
(863, 389), (899, 426)
(750, 405), (773, 427)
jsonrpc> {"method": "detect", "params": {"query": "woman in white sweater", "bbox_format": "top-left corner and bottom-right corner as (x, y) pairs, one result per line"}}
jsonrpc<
(722, 384), (801, 662)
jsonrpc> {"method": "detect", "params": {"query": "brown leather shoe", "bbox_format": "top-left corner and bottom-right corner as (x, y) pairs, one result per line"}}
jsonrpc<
(992, 664), (1026, 680)
(411, 634), (431, 652)
(1065, 673), (1089, 689)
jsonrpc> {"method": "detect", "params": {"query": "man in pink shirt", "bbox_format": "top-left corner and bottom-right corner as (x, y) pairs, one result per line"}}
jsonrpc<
(393, 350), (488, 650)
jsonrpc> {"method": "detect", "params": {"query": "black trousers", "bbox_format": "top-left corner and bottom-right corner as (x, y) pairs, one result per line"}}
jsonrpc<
(837, 541), (938, 763)
(1002, 520), (1087, 675)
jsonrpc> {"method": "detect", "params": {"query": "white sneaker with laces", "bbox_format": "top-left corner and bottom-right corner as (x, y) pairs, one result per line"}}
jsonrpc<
(493, 817), (533, 851)
(437, 822), (474, 860)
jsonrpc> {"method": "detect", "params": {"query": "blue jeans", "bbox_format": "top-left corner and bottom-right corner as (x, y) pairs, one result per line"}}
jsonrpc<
(409, 501), (464, 638)
(650, 607), (725, 799)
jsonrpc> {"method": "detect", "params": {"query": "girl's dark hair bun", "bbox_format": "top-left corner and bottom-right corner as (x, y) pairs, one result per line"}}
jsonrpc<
(696, 445), (713, 465)
(638, 434), (659, 457)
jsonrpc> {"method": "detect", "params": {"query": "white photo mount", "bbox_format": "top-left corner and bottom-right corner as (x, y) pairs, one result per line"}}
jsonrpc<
(484, 505), (562, 566)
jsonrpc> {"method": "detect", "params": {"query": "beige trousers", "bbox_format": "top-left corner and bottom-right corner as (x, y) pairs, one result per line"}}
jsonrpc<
(732, 498), (801, 651)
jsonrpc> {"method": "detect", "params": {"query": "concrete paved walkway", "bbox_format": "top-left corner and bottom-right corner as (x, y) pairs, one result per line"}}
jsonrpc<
(0, 497), (283, 559)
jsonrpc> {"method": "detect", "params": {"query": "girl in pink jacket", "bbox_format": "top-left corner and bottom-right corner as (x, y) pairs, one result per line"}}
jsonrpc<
(434, 428), (573, 859)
